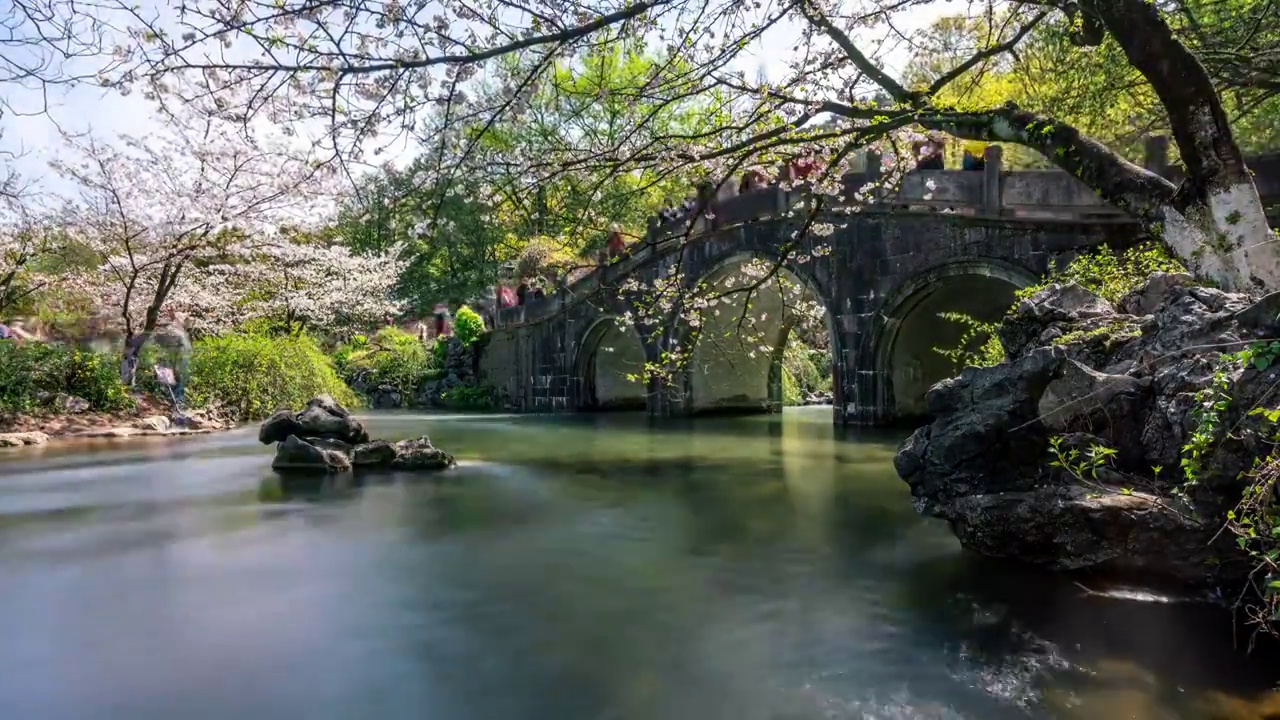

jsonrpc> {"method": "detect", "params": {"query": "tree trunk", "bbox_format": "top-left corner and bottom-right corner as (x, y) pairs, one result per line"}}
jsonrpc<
(1080, 0), (1278, 293)
(120, 332), (149, 386)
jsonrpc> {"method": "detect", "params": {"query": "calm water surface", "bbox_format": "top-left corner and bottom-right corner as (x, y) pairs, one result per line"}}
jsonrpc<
(1, 408), (1278, 720)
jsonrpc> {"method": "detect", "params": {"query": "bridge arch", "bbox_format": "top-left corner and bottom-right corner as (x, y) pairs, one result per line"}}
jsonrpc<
(573, 317), (649, 411)
(872, 258), (1039, 421)
(673, 251), (839, 416)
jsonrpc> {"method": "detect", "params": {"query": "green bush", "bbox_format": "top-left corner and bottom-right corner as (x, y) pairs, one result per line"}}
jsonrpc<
(782, 341), (831, 395)
(933, 243), (1184, 371)
(454, 305), (484, 345)
(333, 326), (434, 395)
(187, 331), (358, 421)
(439, 383), (495, 411)
(432, 336), (448, 366)
(1014, 241), (1186, 305)
(0, 342), (132, 414)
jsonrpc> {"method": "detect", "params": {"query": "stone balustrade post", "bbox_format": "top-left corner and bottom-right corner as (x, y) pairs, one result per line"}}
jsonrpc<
(982, 145), (1003, 216)
(864, 151), (883, 205)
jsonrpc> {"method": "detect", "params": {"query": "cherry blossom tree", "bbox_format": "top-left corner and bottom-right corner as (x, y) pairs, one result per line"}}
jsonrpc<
(200, 236), (408, 336)
(52, 117), (332, 384)
(86, 0), (1278, 295)
(0, 196), (68, 317)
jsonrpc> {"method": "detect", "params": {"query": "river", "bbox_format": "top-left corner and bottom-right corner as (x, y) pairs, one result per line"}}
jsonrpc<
(1, 408), (1277, 719)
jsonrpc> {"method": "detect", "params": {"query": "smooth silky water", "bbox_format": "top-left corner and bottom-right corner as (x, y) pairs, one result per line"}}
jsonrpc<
(1, 407), (1278, 719)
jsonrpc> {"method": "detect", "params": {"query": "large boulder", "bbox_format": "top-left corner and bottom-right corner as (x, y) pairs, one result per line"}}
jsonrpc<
(896, 274), (1278, 589)
(259, 410), (304, 444)
(353, 440), (397, 467)
(998, 282), (1115, 360)
(295, 405), (368, 444)
(390, 436), (456, 471)
(271, 435), (351, 473)
(305, 394), (351, 418)
(258, 396), (369, 446)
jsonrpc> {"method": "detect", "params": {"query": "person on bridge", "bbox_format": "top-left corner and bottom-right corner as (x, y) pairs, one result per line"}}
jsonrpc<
(433, 303), (452, 338)
(914, 139), (945, 170)
(606, 223), (627, 260)
(962, 141), (987, 171)
(738, 168), (766, 193)
(497, 282), (517, 309)
(790, 151), (821, 182)
(516, 278), (530, 306)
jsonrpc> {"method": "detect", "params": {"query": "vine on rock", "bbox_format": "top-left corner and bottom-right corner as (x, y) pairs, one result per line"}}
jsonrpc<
(1171, 339), (1280, 639)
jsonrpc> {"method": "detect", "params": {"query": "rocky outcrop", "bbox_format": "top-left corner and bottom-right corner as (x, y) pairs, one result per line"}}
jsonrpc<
(258, 396), (456, 476)
(368, 385), (403, 409)
(0, 431), (49, 447)
(896, 278), (1280, 588)
(416, 337), (482, 408)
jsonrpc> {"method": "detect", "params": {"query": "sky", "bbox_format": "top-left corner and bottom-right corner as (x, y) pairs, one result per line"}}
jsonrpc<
(0, 0), (953, 200)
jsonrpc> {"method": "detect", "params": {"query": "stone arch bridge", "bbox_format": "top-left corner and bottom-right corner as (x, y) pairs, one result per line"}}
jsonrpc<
(478, 147), (1280, 427)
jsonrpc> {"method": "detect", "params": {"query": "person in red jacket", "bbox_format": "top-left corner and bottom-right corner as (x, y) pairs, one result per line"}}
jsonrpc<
(606, 223), (627, 260)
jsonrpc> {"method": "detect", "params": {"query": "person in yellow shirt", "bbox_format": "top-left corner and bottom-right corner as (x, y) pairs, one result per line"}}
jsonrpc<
(962, 140), (988, 171)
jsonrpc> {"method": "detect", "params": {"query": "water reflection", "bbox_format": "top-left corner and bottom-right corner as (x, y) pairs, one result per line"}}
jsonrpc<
(0, 408), (1277, 719)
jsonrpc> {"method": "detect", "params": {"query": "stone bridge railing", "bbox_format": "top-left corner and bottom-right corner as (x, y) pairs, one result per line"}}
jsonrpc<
(496, 140), (1280, 330)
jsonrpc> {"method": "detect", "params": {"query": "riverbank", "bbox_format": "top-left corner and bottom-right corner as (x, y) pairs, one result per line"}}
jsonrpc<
(0, 392), (234, 447)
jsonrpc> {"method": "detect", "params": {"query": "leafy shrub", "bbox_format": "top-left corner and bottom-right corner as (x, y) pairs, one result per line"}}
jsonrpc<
(782, 341), (831, 395)
(933, 243), (1182, 371)
(1014, 241), (1185, 305)
(933, 312), (1006, 371)
(439, 383), (494, 410)
(333, 326), (433, 395)
(781, 367), (802, 406)
(454, 305), (485, 345)
(432, 336), (449, 367)
(187, 331), (358, 421)
(0, 342), (132, 414)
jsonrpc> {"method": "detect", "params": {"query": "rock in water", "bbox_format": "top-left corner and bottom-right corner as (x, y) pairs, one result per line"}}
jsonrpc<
(258, 396), (369, 446)
(305, 436), (354, 456)
(352, 440), (397, 467)
(0, 431), (50, 448)
(305, 394), (351, 419)
(259, 397), (455, 476)
(259, 410), (304, 444)
(895, 274), (1278, 588)
(295, 405), (368, 444)
(390, 436), (456, 471)
(271, 435), (351, 473)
